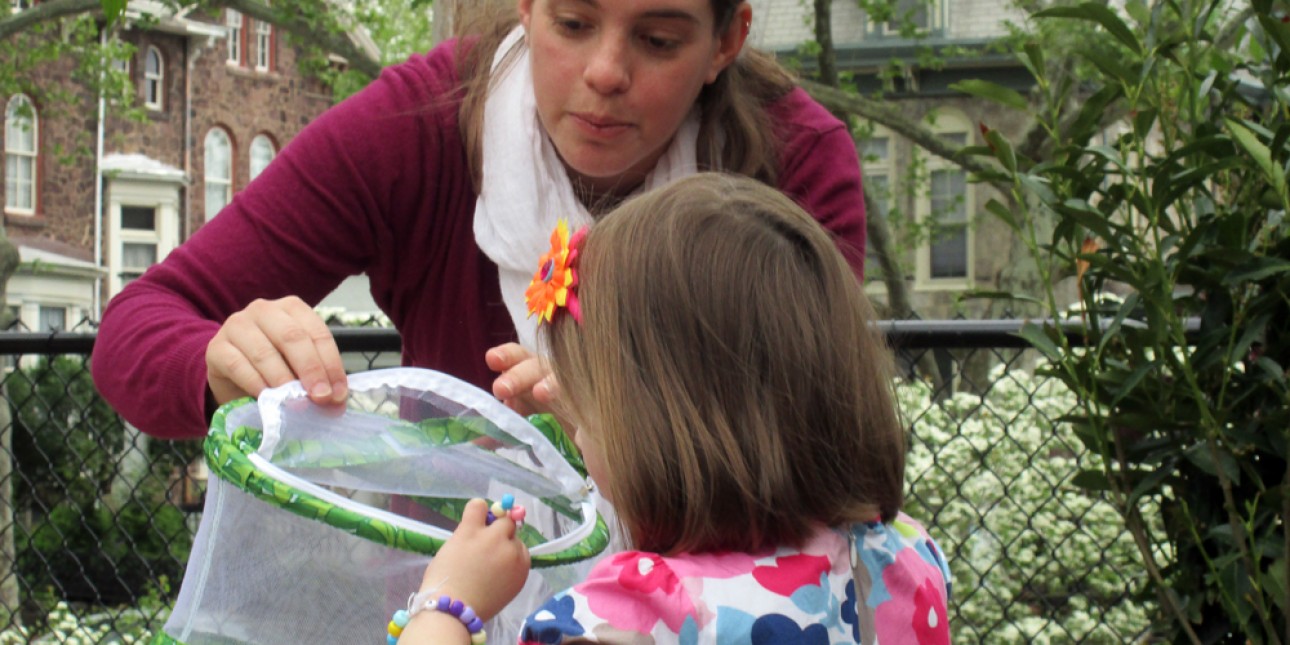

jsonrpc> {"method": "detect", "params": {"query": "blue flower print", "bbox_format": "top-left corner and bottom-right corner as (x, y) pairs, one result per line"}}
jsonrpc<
(789, 572), (842, 632)
(840, 579), (860, 642)
(521, 594), (585, 643)
(750, 614), (829, 645)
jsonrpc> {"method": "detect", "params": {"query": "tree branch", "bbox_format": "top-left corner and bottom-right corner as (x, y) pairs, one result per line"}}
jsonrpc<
(800, 79), (1001, 180)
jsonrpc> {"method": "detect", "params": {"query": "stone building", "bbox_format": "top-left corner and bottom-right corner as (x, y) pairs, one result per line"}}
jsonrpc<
(1, 0), (372, 330)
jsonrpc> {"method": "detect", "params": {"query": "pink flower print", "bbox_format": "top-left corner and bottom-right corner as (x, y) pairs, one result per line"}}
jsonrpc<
(579, 551), (699, 634)
(667, 550), (757, 580)
(615, 552), (678, 594)
(872, 549), (950, 645)
(751, 554), (832, 597)
(913, 578), (950, 643)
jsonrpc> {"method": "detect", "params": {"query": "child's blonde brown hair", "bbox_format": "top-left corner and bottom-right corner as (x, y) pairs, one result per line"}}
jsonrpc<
(543, 173), (906, 556)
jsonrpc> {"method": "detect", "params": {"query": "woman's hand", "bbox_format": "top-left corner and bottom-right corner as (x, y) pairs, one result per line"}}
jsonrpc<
(486, 343), (558, 416)
(415, 499), (531, 622)
(205, 296), (349, 406)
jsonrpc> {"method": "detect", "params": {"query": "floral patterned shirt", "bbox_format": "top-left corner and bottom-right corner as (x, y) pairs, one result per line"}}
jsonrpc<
(518, 514), (952, 644)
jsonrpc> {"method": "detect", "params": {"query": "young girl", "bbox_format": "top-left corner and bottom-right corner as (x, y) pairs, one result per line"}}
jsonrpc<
(393, 173), (950, 644)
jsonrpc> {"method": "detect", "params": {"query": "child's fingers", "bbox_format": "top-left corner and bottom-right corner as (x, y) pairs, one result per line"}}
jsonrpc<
(459, 498), (490, 529)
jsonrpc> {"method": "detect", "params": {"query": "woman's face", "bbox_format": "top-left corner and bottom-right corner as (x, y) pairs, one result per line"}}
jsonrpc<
(519, 0), (748, 196)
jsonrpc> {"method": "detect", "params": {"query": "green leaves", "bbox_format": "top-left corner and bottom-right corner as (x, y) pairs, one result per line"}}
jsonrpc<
(950, 79), (1030, 112)
(1035, 3), (1143, 54)
(980, 1), (1290, 639)
(100, 0), (129, 27)
(1226, 119), (1289, 207)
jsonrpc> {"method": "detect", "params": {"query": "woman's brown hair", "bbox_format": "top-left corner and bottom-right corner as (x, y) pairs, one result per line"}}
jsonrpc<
(451, 0), (796, 193)
(543, 173), (906, 556)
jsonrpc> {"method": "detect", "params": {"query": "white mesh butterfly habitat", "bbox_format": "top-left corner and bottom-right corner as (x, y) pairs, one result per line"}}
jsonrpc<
(153, 368), (607, 645)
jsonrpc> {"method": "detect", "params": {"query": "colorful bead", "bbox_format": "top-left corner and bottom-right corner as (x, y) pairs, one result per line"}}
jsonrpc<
(490, 501), (506, 516)
(392, 610), (409, 628)
(485, 511), (496, 525)
(510, 507), (526, 524)
(460, 607), (476, 623)
(387, 621), (403, 637)
(436, 595), (451, 612)
(386, 634), (397, 645)
(466, 617), (484, 633)
(500, 494), (515, 510)
(470, 631), (487, 644)
(449, 599), (465, 617)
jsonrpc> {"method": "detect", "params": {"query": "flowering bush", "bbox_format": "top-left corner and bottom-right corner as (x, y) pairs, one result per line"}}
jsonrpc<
(0, 600), (166, 644)
(899, 366), (1163, 642)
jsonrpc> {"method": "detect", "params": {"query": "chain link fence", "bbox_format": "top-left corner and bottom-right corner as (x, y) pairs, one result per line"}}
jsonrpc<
(0, 320), (1157, 643)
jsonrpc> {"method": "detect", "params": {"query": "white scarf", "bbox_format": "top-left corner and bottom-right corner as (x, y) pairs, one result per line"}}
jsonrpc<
(473, 26), (704, 351)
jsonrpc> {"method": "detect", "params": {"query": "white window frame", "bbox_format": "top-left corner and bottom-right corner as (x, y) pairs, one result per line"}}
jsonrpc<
(226, 9), (244, 65)
(254, 19), (272, 71)
(249, 134), (275, 180)
(204, 127), (233, 220)
(4, 94), (37, 215)
(107, 180), (180, 299)
(865, 0), (945, 39)
(37, 305), (66, 332)
(915, 111), (974, 290)
(144, 46), (164, 110)
(859, 127), (894, 291)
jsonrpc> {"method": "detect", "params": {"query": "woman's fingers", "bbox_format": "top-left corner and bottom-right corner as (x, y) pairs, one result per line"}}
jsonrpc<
(486, 343), (556, 415)
(205, 297), (347, 405)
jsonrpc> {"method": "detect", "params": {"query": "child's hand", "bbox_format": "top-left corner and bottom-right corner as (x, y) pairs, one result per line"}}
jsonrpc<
(417, 498), (530, 621)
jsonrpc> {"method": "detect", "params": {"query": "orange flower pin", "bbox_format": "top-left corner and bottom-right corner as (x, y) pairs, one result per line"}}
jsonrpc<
(525, 220), (586, 324)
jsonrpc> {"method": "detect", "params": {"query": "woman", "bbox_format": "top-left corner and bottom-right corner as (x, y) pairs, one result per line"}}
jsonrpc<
(91, 0), (868, 439)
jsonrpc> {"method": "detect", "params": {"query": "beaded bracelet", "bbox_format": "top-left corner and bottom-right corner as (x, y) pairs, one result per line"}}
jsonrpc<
(387, 591), (487, 645)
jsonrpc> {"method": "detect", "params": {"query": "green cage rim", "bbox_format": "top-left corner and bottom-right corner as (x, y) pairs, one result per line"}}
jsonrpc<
(204, 397), (609, 567)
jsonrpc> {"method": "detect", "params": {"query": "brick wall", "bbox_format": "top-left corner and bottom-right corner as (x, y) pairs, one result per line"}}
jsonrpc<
(2, 14), (333, 261)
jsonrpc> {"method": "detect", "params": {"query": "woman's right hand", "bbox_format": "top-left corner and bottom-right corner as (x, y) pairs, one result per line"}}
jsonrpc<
(205, 296), (349, 406)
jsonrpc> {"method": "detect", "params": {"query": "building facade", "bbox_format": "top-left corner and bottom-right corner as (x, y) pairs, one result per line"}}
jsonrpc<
(1, 0), (351, 330)
(752, 0), (1041, 319)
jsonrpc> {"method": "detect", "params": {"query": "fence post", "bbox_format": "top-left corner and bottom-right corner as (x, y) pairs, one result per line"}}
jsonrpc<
(0, 235), (20, 623)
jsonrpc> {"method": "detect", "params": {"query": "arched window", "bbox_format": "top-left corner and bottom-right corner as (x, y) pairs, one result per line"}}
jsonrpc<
(144, 46), (164, 110)
(249, 134), (276, 180)
(4, 94), (38, 214)
(204, 128), (233, 219)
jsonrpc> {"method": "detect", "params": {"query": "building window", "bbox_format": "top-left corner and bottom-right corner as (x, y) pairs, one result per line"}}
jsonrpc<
(4, 94), (37, 214)
(918, 124), (973, 287)
(226, 9), (246, 65)
(119, 205), (159, 286)
(249, 134), (275, 180)
(12, 0), (32, 12)
(204, 128), (233, 219)
(255, 19), (273, 71)
(38, 305), (66, 333)
(144, 46), (164, 110)
(860, 133), (893, 283)
(108, 181), (180, 298)
(929, 164), (968, 279)
(865, 0), (944, 39)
